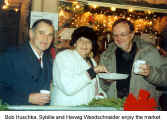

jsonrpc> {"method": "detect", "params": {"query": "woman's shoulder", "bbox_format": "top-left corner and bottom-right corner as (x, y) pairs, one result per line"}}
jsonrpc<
(55, 49), (76, 61)
(54, 49), (79, 66)
(56, 49), (73, 57)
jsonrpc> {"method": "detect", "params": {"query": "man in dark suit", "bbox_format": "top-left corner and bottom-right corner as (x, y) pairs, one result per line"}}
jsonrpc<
(0, 19), (54, 105)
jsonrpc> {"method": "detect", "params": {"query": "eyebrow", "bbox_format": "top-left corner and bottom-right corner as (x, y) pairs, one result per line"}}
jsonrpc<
(113, 32), (130, 35)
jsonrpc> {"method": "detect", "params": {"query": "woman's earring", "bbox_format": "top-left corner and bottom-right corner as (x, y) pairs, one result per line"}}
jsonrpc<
(71, 44), (76, 50)
(74, 43), (77, 48)
(89, 51), (94, 58)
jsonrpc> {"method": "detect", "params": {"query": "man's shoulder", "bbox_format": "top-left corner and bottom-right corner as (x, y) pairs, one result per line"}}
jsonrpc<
(101, 42), (115, 57)
(135, 35), (156, 50)
(3, 44), (29, 58)
(141, 41), (156, 51)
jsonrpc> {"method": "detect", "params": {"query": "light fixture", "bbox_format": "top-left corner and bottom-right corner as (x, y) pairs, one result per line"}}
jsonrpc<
(2, 4), (8, 9)
(147, 10), (152, 14)
(128, 8), (133, 12)
(75, 4), (80, 9)
(90, 5), (98, 9)
(110, 7), (116, 11)
(14, 8), (19, 12)
(59, 9), (65, 17)
(4, 0), (9, 6)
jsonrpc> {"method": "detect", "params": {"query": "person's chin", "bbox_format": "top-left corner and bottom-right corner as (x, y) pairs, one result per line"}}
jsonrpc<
(40, 47), (49, 51)
(79, 52), (87, 57)
(117, 44), (123, 48)
(117, 45), (125, 50)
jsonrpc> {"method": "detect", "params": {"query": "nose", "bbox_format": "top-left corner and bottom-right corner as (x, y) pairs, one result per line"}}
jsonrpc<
(82, 42), (88, 49)
(114, 35), (121, 41)
(43, 34), (51, 41)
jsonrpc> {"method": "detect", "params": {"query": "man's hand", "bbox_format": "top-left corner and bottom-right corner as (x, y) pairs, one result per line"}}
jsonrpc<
(94, 65), (108, 73)
(28, 93), (50, 106)
(138, 64), (150, 77)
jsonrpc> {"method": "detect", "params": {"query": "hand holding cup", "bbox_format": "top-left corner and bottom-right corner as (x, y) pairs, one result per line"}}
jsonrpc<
(94, 65), (108, 73)
(134, 60), (150, 77)
(28, 90), (50, 106)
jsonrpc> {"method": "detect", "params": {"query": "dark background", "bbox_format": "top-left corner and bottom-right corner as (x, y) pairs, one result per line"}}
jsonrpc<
(0, 0), (20, 53)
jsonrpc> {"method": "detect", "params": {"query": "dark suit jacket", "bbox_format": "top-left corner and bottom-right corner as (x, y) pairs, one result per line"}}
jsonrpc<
(0, 42), (52, 105)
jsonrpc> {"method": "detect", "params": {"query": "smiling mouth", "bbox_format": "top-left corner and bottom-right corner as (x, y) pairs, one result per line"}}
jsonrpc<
(116, 40), (124, 44)
(41, 42), (48, 46)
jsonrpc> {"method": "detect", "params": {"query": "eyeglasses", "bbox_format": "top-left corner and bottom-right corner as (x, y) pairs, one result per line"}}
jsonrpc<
(112, 32), (131, 38)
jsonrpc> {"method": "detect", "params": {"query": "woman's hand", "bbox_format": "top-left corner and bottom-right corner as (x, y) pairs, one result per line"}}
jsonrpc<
(94, 65), (108, 73)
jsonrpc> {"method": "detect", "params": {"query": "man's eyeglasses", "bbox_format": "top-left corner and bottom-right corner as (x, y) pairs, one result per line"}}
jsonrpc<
(112, 32), (131, 38)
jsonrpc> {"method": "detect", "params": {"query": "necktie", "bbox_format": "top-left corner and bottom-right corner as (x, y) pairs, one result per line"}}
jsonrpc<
(38, 57), (43, 68)
(38, 57), (41, 63)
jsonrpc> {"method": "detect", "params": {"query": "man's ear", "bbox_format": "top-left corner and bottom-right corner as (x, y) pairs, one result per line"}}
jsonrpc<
(130, 31), (135, 40)
(29, 29), (34, 39)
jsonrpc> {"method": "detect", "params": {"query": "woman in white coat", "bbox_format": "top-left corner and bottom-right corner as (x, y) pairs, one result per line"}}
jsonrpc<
(51, 26), (108, 106)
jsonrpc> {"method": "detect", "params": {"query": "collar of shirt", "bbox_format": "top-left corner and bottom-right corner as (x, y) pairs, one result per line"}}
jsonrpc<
(29, 42), (44, 68)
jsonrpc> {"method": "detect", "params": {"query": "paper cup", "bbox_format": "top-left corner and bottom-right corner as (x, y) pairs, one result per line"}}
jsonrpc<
(40, 90), (50, 94)
(134, 60), (146, 74)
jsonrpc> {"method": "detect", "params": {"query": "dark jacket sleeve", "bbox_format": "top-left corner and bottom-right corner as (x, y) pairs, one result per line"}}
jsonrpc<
(0, 53), (12, 103)
(0, 51), (30, 105)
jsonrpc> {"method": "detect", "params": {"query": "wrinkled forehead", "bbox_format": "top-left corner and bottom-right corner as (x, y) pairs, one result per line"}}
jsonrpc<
(112, 23), (130, 33)
(35, 22), (54, 31)
(77, 37), (92, 43)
